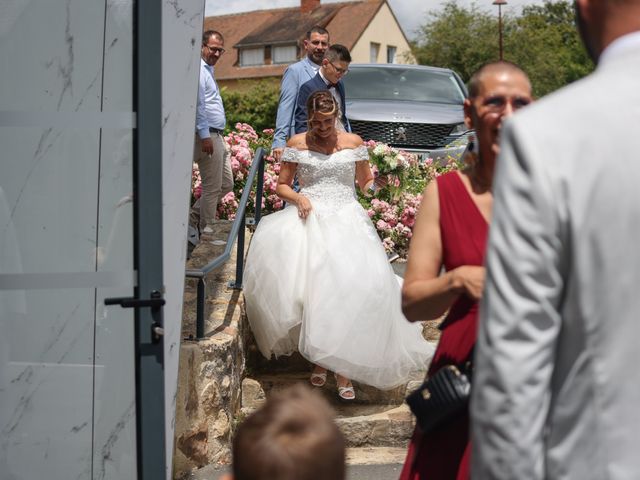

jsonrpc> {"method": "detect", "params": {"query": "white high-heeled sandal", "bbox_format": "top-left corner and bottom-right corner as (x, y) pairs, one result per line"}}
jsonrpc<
(310, 370), (327, 387)
(334, 373), (355, 401)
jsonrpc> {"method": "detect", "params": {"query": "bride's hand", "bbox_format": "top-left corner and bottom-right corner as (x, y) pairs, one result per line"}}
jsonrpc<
(296, 194), (313, 219)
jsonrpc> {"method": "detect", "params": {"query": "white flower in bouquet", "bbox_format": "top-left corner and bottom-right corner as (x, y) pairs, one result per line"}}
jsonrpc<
(373, 144), (386, 156)
(385, 155), (398, 170)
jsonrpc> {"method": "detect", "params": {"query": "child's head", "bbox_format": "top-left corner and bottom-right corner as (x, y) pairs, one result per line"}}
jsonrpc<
(231, 383), (346, 480)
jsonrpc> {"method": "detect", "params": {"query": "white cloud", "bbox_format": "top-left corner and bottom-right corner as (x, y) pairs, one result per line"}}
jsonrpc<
(205, 0), (553, 40)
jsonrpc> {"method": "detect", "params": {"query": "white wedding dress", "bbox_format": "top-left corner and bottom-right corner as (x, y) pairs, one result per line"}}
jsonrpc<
(243, 146), (433, 389)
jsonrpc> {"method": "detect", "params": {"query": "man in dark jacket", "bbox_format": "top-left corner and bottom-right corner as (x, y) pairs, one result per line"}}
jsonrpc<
(294, 44), (351, 134)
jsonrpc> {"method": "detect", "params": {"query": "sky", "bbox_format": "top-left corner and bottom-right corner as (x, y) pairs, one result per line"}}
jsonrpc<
(205, 0), (553, 40)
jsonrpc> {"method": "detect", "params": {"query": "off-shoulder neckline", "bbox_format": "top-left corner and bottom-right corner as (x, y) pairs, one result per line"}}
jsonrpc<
(283, 145), (367, 157)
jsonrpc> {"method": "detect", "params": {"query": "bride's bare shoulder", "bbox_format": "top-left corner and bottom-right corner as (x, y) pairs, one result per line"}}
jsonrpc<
(287, 133), (308, 150)
(338, 132), (364, 149)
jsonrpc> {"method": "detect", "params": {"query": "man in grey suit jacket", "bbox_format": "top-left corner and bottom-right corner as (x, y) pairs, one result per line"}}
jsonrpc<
(271, 26), (329, 161)
(472, 1), (640, 479)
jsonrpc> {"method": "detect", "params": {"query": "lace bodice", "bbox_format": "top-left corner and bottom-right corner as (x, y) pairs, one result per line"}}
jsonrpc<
(282, 146), (369, 215)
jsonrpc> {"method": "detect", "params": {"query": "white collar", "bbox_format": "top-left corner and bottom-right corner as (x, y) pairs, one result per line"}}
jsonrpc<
(599, 31), (640, 66)
(318, 68), (332, 86)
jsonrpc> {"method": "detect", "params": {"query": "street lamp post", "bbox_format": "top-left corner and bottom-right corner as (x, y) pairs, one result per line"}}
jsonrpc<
(493, 0), (507, 60)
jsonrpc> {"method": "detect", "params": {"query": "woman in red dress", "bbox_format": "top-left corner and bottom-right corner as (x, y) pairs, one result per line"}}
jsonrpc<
(399, 62), (533, 480)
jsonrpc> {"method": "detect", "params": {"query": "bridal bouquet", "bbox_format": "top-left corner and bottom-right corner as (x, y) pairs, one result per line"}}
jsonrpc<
(365, 141), (418, 199)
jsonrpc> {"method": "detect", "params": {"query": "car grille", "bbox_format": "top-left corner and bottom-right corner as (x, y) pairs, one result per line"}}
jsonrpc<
(350, 120), (458, 149)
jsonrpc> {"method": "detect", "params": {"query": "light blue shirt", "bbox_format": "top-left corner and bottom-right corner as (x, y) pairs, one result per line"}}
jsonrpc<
(272, 57), (320, 149)
(196, 58), (225, 139)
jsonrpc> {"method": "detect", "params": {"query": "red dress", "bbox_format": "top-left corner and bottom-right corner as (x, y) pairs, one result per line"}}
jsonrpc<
(399, 172), (488, 480)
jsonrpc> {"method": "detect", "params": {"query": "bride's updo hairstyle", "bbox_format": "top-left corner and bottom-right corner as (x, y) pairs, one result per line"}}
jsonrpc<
(306, 90), (338, 132)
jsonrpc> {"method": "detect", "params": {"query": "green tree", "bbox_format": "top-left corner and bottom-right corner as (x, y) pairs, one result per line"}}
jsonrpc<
(412, 2), (497, 82)
(507, 1), (593, 97)
(221, 80), (280, 133)
(412, 0), (593, 97)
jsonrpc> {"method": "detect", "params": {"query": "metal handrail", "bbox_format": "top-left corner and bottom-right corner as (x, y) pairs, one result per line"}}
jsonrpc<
(186, 147), (265, 339)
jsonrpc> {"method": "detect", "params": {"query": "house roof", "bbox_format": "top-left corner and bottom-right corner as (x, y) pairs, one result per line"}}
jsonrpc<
(204, 0), (386, 81)
(235, 4), (341, 48)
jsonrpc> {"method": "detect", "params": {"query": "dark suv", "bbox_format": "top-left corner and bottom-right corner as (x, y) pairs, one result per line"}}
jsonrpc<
(342, 64), (472, 161)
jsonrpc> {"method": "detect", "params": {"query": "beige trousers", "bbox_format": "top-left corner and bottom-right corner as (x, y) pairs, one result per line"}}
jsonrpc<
(192, 132), (233, 230)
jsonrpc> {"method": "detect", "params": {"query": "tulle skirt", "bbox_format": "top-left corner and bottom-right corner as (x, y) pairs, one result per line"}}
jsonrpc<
(243, 201), (433, 390)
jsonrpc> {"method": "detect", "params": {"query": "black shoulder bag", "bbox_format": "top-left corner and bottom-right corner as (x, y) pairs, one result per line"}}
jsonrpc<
(405, 354), (473, 435)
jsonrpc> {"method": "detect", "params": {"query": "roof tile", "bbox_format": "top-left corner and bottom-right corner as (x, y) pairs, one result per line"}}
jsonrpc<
(205, 0), (385, 81)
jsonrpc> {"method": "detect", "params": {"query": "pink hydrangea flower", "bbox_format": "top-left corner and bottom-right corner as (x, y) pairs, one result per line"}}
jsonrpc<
(376, 219), (390, 231)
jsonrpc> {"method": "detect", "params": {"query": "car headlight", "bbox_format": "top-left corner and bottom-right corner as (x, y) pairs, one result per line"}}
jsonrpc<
(450, 122), (470, 135)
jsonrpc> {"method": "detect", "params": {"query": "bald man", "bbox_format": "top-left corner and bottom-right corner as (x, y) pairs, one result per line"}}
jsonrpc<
(472, 1), (640, 479)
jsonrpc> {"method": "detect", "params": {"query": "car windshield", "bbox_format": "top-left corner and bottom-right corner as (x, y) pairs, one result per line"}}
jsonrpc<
(343, 67), (466, 105)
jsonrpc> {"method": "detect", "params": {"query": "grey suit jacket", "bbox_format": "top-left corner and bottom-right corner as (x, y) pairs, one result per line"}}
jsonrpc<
(271, 57), (318, 149)
(472, 33), (640, 480)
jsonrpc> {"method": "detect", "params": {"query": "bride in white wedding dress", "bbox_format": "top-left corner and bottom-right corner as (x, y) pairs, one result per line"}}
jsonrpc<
(243, 91), (433, 400)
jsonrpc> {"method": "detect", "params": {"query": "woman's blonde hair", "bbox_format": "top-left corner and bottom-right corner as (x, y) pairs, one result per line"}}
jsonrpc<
(306, 90), (338, 127)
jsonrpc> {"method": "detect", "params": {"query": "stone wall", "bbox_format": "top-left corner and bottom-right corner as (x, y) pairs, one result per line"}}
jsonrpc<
(173, 224), (248, 478)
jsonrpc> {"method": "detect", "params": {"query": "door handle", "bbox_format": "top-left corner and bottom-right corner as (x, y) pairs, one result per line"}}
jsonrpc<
(105, 290), (165, 343)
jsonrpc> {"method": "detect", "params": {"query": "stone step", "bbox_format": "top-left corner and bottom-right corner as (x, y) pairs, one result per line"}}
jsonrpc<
(186, 448), (408, 479)
(242, 371), (425, 408)
(244, 344), (311, 374)
(240, 401), (415, 448)
(346, 446), (408, 466)
(241, 373), (421, 448)
(337, 404), (414, 447)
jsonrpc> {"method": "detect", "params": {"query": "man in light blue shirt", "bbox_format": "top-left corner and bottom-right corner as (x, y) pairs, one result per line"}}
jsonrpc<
(271, 26), (329, 161)
(193, 30), (233, 234)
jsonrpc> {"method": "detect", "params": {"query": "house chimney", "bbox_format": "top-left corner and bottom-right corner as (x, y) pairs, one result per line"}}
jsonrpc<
(301, 0), (320, 13)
